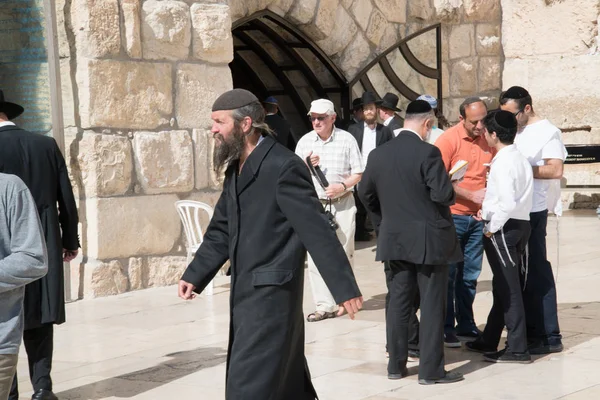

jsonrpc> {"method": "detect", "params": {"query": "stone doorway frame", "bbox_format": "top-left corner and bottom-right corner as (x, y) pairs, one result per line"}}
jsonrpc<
(230, 11), (443, 128)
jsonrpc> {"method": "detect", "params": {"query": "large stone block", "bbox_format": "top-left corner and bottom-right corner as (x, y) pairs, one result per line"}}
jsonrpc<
(502, 0), (600, 57)
(301, 0), (339, 41)
(133, 131), (194, 194)
(434, 0), (463, 22)
(373, 0), (407, 23)
(60, 59), (76, 128)
(339, 32), (371, 79)
(351, 0), (374, 31)
(366, 9), (388, 47)
(191, 4), (233, 63)
(442, 62), (450, 98)
(478, 56), (501, 92)
(464, 0), (501, 21)
(71, 0), (121, 58)
(562, 129), (600, 145)
(121, 0), (142, 59)
(503, 55), (600, 129)
(316, 5), (358, 56)
(77, 60), (172, 129)
(476, 24), (501, 56)
(246, 0), (275, 14)
(288, 0), (318, 25)
(268, 0), (295, 16)
(450, 58), (477, 97)
(449, 24), (474, 59)
(56, 0), (70, 58)
(147, 256), (188, 287)
(408, 0), (434, 21)
(84, 260), (129, 298)
(77, 132), (133, 197)
(142, 0), (191, 61)
(564, 164), (600, 187)
(193, 129), (210, 189)
(376, 23), (399, 53)
(175, 63), (233, 130)
(85, 194), (182, 259)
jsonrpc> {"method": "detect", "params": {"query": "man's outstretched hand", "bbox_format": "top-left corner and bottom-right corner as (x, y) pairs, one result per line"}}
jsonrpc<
(338, 296), (364, 319)
(178, 280), (197, 300)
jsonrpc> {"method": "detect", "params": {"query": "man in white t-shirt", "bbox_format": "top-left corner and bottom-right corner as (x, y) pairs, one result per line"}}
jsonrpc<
(500, 86), (568, 355)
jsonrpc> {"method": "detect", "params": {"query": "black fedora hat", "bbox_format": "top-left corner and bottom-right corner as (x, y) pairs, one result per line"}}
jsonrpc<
(379, 92), (402, 112)
(360, 91), (382, 107)
(352, 98), (363, 111)
(0, 90), (24, 120)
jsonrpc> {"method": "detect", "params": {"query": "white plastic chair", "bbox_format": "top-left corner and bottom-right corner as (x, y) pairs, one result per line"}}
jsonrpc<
(175, 200), (216, 295)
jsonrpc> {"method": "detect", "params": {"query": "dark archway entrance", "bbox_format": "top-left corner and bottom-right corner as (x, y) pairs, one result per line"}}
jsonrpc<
(230, 10), (443, 137)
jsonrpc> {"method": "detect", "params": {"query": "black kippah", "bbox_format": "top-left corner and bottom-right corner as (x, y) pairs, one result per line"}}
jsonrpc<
(501, 86), (529, 100)
(212, 89), (259, 111)
(493, 110), (517, 130)
(406, 99), (432, 114)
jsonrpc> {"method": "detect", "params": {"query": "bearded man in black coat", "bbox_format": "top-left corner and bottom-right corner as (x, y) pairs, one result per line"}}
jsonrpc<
(179, 89), (363, 400)
(0, 90), (79, 400)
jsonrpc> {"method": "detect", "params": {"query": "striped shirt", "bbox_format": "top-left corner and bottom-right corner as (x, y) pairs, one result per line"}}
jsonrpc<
(295, 128), (364, 200)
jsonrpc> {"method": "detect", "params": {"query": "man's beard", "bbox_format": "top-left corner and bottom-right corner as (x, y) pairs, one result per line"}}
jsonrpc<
(213, 124), (246, 172)
(364, 114), (377, 125)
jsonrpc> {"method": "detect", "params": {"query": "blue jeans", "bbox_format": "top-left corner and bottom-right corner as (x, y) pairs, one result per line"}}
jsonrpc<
(445, 215), (484, 335)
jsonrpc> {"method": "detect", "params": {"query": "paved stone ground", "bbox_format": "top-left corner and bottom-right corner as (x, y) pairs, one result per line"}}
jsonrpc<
(14, 210), (600, 399)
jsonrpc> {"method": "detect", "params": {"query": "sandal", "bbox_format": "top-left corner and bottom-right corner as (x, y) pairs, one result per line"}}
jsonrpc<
(306, 311), (336, 322)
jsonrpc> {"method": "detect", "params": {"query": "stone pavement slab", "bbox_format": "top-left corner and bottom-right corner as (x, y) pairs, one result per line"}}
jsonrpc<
(13, 210), (600, 399)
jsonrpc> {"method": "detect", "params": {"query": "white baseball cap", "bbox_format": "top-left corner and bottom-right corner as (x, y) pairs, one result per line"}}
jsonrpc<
(307, 99), (335, 115)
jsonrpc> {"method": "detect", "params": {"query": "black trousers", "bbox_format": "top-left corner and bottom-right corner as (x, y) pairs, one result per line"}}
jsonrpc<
(384, 262), (419, 351)
(9, 324), (54, 399)
(353, 191), (369, 237)
(523, 210), (562, 345)
(481, 219), (531, 353)
(387, 261), (447, 380)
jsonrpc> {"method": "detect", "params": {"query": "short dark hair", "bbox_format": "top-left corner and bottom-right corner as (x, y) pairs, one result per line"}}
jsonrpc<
(499, 92), (533, 111)
(483, 111), (517, 145)
(459, 97), (486, 118)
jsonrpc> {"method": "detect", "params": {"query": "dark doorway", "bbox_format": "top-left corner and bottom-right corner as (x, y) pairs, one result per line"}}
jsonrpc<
(230, 10), (444, 138)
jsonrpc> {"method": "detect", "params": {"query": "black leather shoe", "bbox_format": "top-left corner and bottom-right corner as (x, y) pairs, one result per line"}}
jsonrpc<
(465, 339), (497, 354)
(528, 342), (563, 355)
(32, 389), (58, 400)
(418, 371), (464, 385)
(484, 349), (532, 364)
(388, 367), (409, 380)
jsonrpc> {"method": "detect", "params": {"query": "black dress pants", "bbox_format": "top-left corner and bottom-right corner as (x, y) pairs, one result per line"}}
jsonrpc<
(481, 219), (531, 353)
(384, 261), (419, 351)
(387, 261), (447, 380)
(353, 191), (369, 238)
(9, 324), (54, 399)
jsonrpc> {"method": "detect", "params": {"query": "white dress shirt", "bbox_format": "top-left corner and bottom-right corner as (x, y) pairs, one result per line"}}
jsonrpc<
(361, 122), (377, 165)
(383, 116), (394, 127)
(0, 121), (16, 128)
(482, 145), (533, 234)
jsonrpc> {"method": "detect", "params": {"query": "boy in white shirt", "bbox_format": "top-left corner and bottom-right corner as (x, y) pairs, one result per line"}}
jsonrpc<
(500, 86), (567, 355)
(465, 110), (534, 364)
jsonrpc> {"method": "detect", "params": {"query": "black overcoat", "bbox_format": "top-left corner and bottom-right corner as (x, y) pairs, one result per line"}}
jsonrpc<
(0, 125), (79, 329)
(358, 130), (463, 265)
(181, 136), (361, 400)
(347, 122), (393, 149)
(265, 113), (295, 151)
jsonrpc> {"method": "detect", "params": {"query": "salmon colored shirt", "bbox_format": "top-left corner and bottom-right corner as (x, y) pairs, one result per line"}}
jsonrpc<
(435, 123), (495, 216)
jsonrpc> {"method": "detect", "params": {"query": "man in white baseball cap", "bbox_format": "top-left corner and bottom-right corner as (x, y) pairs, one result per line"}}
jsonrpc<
(296, 99), (364, 322)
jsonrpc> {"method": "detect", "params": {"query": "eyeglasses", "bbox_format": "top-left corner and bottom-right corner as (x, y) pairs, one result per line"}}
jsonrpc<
(309, 116), (328, 122)
(513, 110), (523, 117)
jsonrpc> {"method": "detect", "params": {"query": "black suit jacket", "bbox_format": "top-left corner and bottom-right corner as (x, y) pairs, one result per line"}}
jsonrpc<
(348, 122), (393, 151)
(265, 114), (295, 151)
(358, 130), (462, 265)
(386, 116), (403, 134)
(0, 125), (79, 328)
(181, 136), (361, 399)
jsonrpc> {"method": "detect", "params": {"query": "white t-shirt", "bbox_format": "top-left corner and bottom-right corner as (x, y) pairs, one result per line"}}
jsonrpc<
(514, 119), (567, 214)
(361, 123), (377, 165)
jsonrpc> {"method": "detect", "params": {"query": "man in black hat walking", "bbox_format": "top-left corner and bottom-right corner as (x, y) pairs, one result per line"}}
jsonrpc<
(378, 92), (403, 134)
(348, 98), (364, 127)
(0, 90), (79, 400)
(347, 91), (393, 241)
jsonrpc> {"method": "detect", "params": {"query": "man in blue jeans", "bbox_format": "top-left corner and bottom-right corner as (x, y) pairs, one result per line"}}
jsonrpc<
(435, 98), (494, 346)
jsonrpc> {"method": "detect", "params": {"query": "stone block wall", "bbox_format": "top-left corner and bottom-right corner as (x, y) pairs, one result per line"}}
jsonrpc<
(501, 0), (600, 208)
(59, 0), (232, 298)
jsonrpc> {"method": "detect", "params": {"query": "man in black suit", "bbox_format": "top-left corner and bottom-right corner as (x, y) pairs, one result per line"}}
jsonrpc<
(359, 100), (464, 385)
(347, 98), (364, 127)
(263, 96), (295, 151)
(0, 90), (79, 400)
(179, 89), (363, 400)
(378, 92), (403, 134)
(348, 91), (393, 241)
